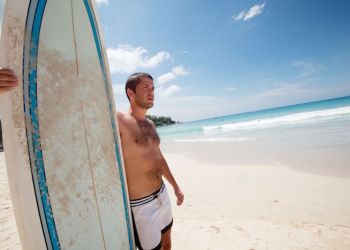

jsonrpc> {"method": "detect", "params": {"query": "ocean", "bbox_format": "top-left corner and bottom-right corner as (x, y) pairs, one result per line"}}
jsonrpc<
(158, 96), (350, 177)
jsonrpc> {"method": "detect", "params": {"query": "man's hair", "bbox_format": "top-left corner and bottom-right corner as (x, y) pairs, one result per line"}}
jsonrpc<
(125, 72), (153, 101)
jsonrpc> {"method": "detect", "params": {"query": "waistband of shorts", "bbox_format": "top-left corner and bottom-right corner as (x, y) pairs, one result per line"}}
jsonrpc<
(130, 182), (165, 207)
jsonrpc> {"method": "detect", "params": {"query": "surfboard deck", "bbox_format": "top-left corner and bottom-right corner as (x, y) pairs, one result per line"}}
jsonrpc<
(0, 0), (134, 249)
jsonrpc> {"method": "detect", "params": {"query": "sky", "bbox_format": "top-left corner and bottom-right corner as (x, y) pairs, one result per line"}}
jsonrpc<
(1, 0), (350, 121)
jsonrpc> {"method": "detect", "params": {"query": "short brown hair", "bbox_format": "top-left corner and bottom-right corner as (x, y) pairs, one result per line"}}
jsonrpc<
(125, 72), (153, 101)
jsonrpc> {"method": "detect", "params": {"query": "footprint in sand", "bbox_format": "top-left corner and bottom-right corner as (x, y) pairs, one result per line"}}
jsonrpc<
(234, 225), (249, 237)
(210, 225), (220, 234)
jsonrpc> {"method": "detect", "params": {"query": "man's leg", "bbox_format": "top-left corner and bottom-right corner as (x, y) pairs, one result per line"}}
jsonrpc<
(161, 228), (171, 250)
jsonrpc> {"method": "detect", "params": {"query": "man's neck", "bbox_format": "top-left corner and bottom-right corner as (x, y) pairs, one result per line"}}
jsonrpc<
(128, 107), (147, 120)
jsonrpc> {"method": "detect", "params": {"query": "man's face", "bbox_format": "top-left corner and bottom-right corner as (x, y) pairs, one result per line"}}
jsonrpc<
(133, 77), (154, 109)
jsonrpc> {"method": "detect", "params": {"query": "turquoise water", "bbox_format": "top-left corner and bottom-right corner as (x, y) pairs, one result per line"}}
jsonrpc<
(158, 96), (350, 176)
(158, 96), (350, 142)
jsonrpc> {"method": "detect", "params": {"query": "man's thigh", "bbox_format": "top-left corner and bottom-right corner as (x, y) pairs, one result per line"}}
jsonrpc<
(161, 228), (171, 250)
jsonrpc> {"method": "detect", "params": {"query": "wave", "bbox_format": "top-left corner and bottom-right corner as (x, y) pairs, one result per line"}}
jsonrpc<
(174, 137), (253, 142)
(203, 106), (350, 131)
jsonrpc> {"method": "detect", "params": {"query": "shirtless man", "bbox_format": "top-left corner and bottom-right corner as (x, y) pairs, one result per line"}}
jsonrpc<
(0, 69), (183, 250)
(117, 72), (184, 250)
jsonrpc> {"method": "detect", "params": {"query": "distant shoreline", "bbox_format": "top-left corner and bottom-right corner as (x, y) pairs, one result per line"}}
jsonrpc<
(147, 115), (180, 127)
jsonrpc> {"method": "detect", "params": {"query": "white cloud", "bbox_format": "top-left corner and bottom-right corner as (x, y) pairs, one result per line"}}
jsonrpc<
(96, 0), (109, 6)
(157, 65), (190, 85)
(235, 11), (245, 21)
(292, 61), (325, 78)
(256, 76), (320, 98)
(257, 82), (304, 97)
(173, 65), (190, 76)
(107, 45), (170, 74)
(158, 85), (181, 97)
(234, 2), (265, 21)
(157, 72), (175, 85)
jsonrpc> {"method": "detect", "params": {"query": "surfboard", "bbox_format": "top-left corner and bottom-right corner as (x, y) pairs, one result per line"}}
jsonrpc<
(0, 0), (134, 249)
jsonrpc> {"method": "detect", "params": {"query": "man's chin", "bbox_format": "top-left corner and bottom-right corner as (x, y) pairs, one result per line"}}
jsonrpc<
(143, 102), (154, 109)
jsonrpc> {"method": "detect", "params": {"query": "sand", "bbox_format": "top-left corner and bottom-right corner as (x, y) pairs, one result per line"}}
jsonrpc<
(165, 152), (350, 250)
(1, 149), (350, 249)
(0, 153), (21, 250)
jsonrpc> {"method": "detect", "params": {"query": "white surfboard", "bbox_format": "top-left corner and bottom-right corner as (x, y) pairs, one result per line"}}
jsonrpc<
(0, 0), (134, 249)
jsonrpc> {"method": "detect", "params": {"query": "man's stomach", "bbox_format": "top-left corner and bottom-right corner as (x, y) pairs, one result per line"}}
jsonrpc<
(125, 162), (163, 200)
(127, 176), (163, 200)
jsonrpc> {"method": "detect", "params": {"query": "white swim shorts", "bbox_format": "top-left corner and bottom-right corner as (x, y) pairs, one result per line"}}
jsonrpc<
(130, 182), (173, 250)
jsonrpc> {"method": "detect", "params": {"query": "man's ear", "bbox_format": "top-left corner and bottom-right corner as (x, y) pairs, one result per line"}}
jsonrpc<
(127, 88), (134, 100)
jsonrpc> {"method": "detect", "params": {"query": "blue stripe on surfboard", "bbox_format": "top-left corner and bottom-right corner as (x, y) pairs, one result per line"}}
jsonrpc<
(23, 0), (61, 249)
(23, 1), (53, 248)
(82, 1), (134, 248)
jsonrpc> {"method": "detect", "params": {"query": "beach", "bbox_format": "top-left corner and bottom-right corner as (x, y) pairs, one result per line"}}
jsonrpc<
(1, 146), (350, 249)
(164, 151), (350, 250)
(159, 98), (350, 249)
(1, 97), (350, 249)
(0, 152), (20, 250)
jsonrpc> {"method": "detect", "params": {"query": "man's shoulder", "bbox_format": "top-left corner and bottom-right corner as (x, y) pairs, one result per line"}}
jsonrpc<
(116, 111), (126, 120)
(117, 112), (135, 126)
(117, 111), (131, 120)
(146, 118), (156, 127)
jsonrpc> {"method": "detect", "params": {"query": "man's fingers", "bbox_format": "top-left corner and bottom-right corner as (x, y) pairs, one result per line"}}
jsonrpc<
(0, 69), (18, 87)
(176, 193), (184, 206)
(0, 68), (16, 75)
(0, 80), (18, 86)
(0, 86), (17, 94)
(0, 68), (18, 81)
(0, 75), (18, 82)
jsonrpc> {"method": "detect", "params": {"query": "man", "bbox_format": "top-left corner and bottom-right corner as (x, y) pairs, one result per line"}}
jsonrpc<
(117, 72), (184, 250)
(0, 69), (183, 249)
(0, 68), (18, 94)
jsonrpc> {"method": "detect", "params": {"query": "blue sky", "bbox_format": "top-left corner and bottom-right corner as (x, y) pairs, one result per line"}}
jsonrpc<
(1, 0), (350, 121)
(94, 0), (350, 121)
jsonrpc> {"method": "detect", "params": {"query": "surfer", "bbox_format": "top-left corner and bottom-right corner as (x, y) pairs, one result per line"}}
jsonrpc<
(0, 68), (18, 94)
(0, 69), (183, 250)
(117, 72), (184, 250)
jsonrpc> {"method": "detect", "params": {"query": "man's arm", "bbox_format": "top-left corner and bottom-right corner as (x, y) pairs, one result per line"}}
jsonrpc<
(160, 150), (184, 206)
(0, 68), (18, 94)
(116, 111), (126, 135)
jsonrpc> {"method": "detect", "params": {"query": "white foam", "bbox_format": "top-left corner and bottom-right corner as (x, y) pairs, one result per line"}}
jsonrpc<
(174, 137), (253, 142)
(203, 106), (350, 131)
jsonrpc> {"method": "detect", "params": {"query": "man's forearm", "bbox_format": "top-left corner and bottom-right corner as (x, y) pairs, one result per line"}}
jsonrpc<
(160, 151), (184, 206)
(161, 156), (179, 190)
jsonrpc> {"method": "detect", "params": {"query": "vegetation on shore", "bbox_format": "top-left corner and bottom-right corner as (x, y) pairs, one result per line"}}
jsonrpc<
(146, 115), (178, 127)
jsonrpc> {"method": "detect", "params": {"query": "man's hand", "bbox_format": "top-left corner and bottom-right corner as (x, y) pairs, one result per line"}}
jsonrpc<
(174, 187), (184, 206)
(0, 68), (18, 94)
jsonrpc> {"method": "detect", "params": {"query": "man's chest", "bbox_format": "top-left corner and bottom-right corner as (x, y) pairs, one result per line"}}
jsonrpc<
(121, 121), (160, 148)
